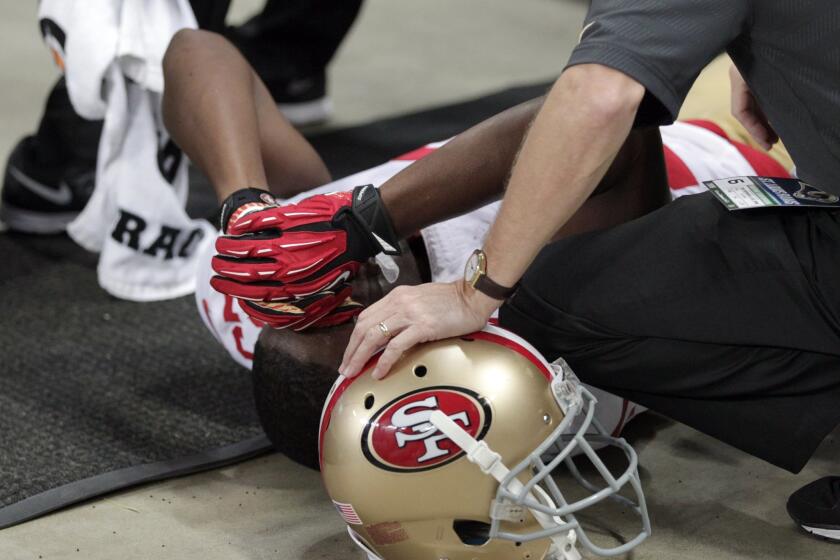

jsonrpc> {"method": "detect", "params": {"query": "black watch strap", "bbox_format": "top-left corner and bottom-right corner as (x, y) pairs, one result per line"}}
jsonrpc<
(474, 274), (517, 300)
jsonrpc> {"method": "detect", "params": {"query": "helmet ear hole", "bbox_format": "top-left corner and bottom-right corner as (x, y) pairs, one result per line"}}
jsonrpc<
(452, 520), (490, 546)
(413, 365), (428, 378)
(363, 393), (375, 410)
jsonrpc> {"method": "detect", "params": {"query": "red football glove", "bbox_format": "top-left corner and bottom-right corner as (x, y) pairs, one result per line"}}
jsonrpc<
(210, 185), (401, 327)
(244, 292), (365, 331)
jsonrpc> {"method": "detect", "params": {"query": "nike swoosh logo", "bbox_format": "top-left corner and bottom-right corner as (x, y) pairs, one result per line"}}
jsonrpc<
(9, 166), (74, 205)
(336, 270), (352, 284)
(292, 270), (352, 297)
(286, 78), (314, 96)
(371, 232), (397, 254)
(322, 270), (352, 293)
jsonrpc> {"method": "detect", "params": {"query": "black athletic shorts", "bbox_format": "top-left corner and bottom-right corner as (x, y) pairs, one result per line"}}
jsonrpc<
(500, 192), (840, 473)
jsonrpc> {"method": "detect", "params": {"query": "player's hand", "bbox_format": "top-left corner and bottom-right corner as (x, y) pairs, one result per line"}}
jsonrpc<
(339, 281), (500, 380)
(730, 64), (778, 151)
(210, 185), (401, 325)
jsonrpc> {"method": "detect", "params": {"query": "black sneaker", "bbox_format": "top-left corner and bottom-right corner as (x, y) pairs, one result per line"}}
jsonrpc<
(271, 71), (332, 127)
(0, 136), (95, 234)
(787, 476), (840, 541)
(226, 24), (332, 127)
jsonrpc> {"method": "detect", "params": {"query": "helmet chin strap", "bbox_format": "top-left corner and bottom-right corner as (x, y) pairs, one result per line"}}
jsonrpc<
(429, 411), (582, 560)
(347, 527), (385, 560)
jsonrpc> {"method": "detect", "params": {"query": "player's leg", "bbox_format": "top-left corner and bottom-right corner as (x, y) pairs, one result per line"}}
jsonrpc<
(161, 29), (330, 202)
(500, 192), (840, 473)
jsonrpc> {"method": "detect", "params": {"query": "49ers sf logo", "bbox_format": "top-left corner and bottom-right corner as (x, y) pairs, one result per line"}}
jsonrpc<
(362, 387), (492, 472)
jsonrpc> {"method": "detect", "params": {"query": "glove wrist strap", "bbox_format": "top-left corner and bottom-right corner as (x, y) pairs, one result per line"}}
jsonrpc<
(218, 187), (273, 233)
(350, 185), (402, 255)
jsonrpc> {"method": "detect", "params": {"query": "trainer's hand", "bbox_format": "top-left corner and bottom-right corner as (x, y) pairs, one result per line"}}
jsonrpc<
(339, 281), (500, 380)
(730, 64), (778, 151)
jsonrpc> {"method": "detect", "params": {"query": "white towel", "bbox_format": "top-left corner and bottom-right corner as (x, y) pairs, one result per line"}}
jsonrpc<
(38, 0), (215, 301)
(38, 0), (120, 120)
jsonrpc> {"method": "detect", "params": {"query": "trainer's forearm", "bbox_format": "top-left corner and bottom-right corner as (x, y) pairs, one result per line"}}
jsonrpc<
(380, 98), (543, 238)
(482, 65), (645, 290)
(162, 30), (329, 201)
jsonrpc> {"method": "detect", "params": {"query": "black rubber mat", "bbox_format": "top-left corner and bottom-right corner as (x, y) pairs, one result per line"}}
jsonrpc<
(0, 81), (549, 530)
(0, 232), (273, 529)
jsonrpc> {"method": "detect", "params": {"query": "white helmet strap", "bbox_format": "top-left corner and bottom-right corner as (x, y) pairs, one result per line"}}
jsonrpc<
(347, 527), (384, 560)
(430, 412), (582, 560)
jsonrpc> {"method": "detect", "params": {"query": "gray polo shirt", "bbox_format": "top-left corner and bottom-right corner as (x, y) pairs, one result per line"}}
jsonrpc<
(567, 0), (840, 193)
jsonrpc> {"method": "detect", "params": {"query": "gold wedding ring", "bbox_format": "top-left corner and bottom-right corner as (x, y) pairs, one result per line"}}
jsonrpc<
(377, 321), (392, 338)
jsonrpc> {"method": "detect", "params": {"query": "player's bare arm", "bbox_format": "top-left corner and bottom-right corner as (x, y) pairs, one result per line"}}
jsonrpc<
(379, 98), (541, 237)
(380, 98), (665, 239)
(341, 64), (648, 378)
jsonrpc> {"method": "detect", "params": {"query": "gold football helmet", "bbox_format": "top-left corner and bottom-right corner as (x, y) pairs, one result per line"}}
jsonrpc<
(319, 324), (650, 560)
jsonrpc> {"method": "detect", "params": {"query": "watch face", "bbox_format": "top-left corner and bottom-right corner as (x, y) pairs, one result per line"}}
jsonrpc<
(464, 252), (480, 283)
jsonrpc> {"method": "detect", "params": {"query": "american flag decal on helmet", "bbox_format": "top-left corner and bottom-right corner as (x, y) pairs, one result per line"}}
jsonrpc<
(333, 500), (363, 525)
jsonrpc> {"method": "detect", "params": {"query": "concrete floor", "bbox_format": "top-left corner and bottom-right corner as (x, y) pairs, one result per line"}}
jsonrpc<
(3, 417), (837, 560)
(1, 1), (838, 559)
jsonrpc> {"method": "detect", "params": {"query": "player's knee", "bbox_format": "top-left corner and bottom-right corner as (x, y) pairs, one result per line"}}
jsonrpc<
(163, 29), (222, 76)
(164, 29), (196, 71)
